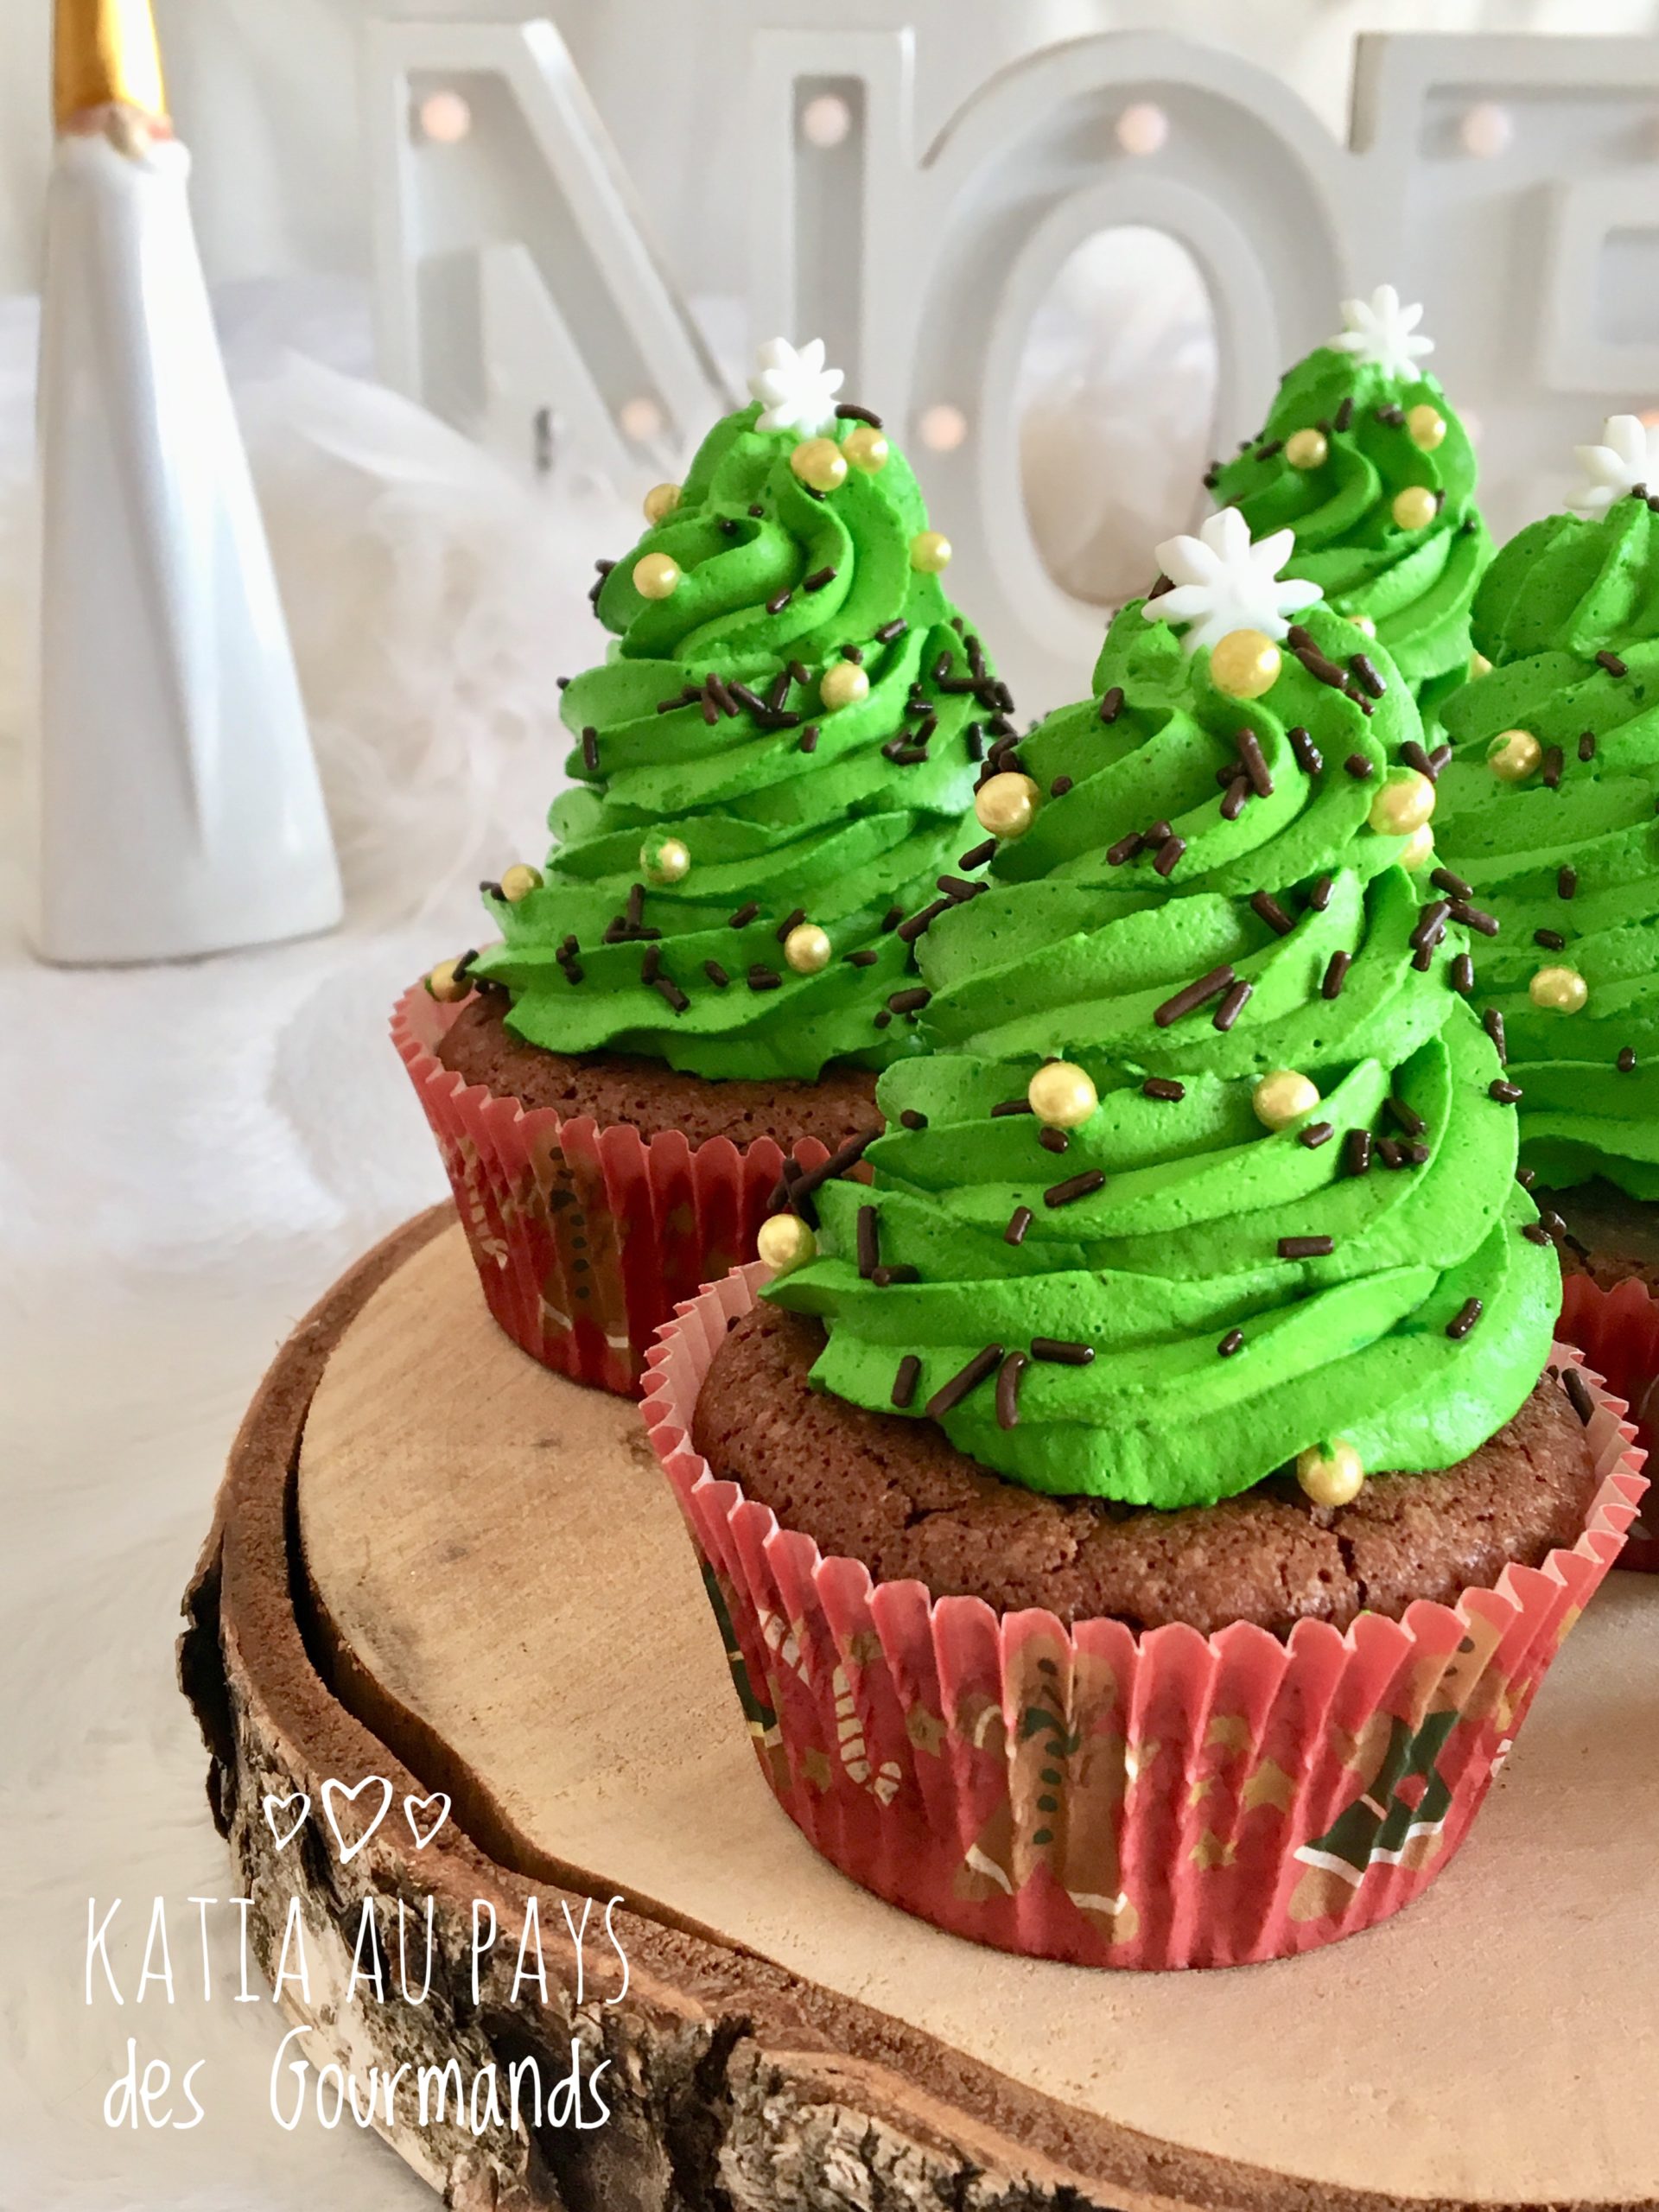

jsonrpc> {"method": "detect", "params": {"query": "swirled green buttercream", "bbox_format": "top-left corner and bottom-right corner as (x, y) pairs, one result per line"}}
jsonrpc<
(470, 402), (1000, 1080)
(769, 599), (1557, 1507)
(1211, 348), (1491, 726)
(1435, 492), (1659, 1198)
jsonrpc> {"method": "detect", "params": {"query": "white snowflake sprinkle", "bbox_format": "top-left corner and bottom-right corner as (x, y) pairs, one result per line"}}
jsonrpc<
(1572, 414), (1659, 518)
(748, 337), (844, 437)
(1329, 285), (1435, 382)
(1146, 509), (1323, 653)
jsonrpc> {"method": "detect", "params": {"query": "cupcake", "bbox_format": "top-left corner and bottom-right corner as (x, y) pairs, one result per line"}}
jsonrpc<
(1433, 416), (1659, 1297)
(1209, 286), (1491, 734)
(643, 513), (1644, 1968)
(397, 338), (1008, 1393)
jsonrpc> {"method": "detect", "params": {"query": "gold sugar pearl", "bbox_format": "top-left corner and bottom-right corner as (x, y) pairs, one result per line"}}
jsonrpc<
(1296, 1440), (1365, 1508)
(1469, 650), (1492, 679)
(1407, 404), (1447, 451)
(632, 551), (682, 600)
(783, 922), (832, 974)
(1027, 1060), (1098, 1128)
(639, 835), (690, 884)
(1400, 823), (1436, 870)
(1209, 627), (1283, 700)
(1487, 728), (1541, 781)
(1391, 485), (1438, 531)
(1253, 1070), (1320, 1130)
(1286, 427), (1329, 470)
(1530, 965), (1589, 1014)
(757, 1213), (817, 1273)
(910, 530), (952, 574)
(499, 862), (543, 903)
(791, 437), (848, 493)
(820, 661), (870, 711)
(425, 956), (472, 1004)
(974, 771), (1040, 839)
(843, 423), (889, 472)
(642, 481), (682, 525)
(1368, 769), (1436, 837)
(1347, 613), (1377, 638)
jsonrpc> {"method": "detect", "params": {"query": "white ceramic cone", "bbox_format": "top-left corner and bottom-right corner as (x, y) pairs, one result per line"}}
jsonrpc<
(31, 41), (341, 964)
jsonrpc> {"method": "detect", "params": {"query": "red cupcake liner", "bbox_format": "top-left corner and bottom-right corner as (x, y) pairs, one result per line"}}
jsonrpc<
(392, 982), (845, 1397)
(1558, 1273), (1659, 1571)
(644, 1263), (1647, 1972)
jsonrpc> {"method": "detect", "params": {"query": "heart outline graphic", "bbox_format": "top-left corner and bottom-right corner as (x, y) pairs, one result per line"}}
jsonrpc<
(263, 1793), (311, 1851)
(321, 1776), (393, 1865)
(404, 1793), (452, 1849)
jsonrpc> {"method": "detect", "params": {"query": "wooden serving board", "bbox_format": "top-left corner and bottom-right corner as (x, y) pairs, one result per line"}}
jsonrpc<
(182, 1210), (1659, 2212)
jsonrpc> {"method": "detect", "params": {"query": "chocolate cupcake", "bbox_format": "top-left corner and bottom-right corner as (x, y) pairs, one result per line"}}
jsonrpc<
(642, 512), (1643, 1969)
(1434, 415), (1659, 1295)
(1209, 285), (1491, 734)
(397, 337), (1006, 1391)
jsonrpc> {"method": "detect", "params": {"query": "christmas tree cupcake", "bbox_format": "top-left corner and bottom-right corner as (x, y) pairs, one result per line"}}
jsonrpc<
(1209, 287), (1491, 733)
(1433, 415), (1659, 1287)
(1431, 415), (1659, 1488)
(642, 512), (1643, 1969)
(397, 339), (1009, 1394)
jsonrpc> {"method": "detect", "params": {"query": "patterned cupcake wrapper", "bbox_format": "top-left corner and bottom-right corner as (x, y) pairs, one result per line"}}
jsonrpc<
(644, 1263), (1647, 1972)
(1558, 1274), (1659, 1572)
(392, 982), (843, 1398)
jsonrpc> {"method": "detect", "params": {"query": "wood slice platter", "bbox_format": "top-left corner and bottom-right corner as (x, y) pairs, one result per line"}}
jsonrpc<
(181, 1209), (1659, 2212)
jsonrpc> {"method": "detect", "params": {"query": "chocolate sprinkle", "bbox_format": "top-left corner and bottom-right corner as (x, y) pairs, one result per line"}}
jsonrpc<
(1343, 753), (1373, 780)
(1430, 867), (1473, 899)
(1279, 1236), (1334, 1259)
(958, 837), (997, 870)
(652, 975), (690, 1014)
(1299, 1122), (1335, 1149)
(1308, 874), (1334, 912)
(899, 1109), (928, 1130)
(1534, 928), (1566, 951)
(775, 906), (806, 941)
(703, 960), (730, 988)
(995, 1351), (1027, 1431)
(1142, 1077), (1185, 1102)
(1563, 1367), (1595, 1425)
(803, 567), (836, 593)
(1596, 650), (1627, 677)
(1558, 867), (1578, 899)
(1236, 728), (1274, 798)
(991, 1099), (1033, 1118)
(855, 1205), (880, 1279)
(882, 906), (904, 931)
(1045, 1168), (1107, 1209)
(1344, 1129), (1372, 1175)
(1213, 978), (1253, 1031)
(765, 589), (792, 615)
(896, 899), (950, 945)
(728, 900), (760, 929)
(1217, 1329), (1245, 1357)
(889, 987), (932, 1014)
(1490, 1080), (1524, 1104)
(1107, 832), (1145, 867)
(1220, 777), (1250, 822)
(843, 948), (879, 967)
(1446, 1299), (1484, 1341)
(1335, 397), (1354, 431)
(798, 725), (819, 753)
(1097, 686), (1125, 724)
(1522, 1222), (1553, 1246)
(1388, 1096), (1427, 1137)
(874, 619), (907, 644)
(836, 403), (883, 428)
(1039, 1128), (1071, 1154)
(925, 1344), (1004, 1421)
(1250, 891), (1295, 936)
(1450, 951), (1475, 994)
(891, 1355), (921, 1408)
(1350, 652), (1386, 699)
(1153, 835), (1186, 878)
(1319, 950), (1352, 1001)
(1541, 746), (1563, 789)
(1004, 1205), (1034, 1246)
(1287, 725), (1324, 776)
(581, 726), (601, 772)
(1155, 963), (1235, 1027)
(1050, 775), (1074, 798)
(1618, 1047), (1638, 1073)
(747, 965), (782, 991)
(1031, 1337), (1096, 1366)
(1579, 731), (1597, 761)
(1484, 1007), (1507, 1063)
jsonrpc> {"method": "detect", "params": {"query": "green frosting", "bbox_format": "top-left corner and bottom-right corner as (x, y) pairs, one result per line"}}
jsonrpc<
(1435, 493), (1659, 1198)
(769, 600), (1558, 1509)
(470, 404), (998, 1080)
(1211, 348), (1491, 724)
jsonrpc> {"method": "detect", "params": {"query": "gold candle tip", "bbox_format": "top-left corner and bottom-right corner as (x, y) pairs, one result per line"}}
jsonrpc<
(54, 0), (167, 132)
